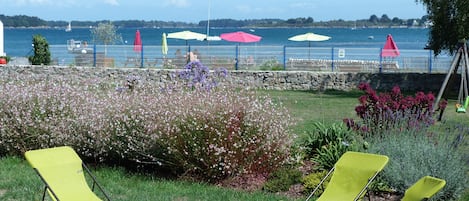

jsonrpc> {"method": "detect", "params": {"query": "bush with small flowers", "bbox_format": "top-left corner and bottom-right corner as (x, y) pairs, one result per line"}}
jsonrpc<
(0, 62), (294, 182)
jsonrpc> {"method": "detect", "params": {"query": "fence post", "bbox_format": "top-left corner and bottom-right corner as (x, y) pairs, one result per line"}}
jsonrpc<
(331, 47), (335, 71)
(283, 45), (286, 70)
(93, 44), (96, 67)
(428, 49), (433, 73)
(140, 44), (144, 68)
(235, 44), (239, 70)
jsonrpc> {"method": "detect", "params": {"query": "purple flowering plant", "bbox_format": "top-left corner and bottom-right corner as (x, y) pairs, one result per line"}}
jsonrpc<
(178, 61), (228, 90)
(344, 82), (442, 137)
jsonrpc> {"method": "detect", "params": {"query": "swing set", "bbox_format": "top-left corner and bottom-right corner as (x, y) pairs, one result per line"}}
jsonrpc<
(456, 96), (469, 113)
(434, 40), (469, 114)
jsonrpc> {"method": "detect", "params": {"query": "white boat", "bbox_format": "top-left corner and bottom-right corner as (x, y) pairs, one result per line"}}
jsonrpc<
(65, 22), (72, 32)
(197, 36), (221, 41)
(67, 39), (93, 54)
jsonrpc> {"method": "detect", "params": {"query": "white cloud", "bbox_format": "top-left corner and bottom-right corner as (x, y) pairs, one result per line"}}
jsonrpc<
(6, 0), (50, 6)
(103, 0), (119, 6)
(164, 0), (190, 8)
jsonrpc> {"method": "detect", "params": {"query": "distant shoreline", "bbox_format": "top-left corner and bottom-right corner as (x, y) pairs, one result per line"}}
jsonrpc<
(3, 25), (429, 30)
(1, 14), (429, 30)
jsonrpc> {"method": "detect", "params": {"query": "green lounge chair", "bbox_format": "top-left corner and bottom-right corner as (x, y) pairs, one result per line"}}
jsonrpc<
(25, 146), (111, 201)
(401, 176), (446, 201)
(305, 151), (389, 201)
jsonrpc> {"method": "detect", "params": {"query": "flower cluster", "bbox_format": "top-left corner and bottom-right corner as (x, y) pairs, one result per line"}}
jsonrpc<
(344, 82), (437, 136)
(178, 61), (228, 90)
(0, 72), (293, 182)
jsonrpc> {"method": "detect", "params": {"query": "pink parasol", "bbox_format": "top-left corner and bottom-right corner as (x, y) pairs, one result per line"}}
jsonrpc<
(381, 34), (400, 57)
(220, 31), (261, 43)
(133, 30), (142, 53)
(220, 31), (261, 70)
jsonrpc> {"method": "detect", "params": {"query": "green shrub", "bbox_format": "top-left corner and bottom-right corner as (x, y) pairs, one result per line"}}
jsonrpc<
(367, 128), (468, 200)
(302, 170), (329, 195)
(312, 141), (353, 170)
(301, 122), (355, 158)
(263, 167), (302, 192)
(460, 188), (469, 201)
(300, 122), (360, 170)
(28, 34), (51, 65)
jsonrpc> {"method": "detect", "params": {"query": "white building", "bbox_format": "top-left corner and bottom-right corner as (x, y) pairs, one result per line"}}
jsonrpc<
(0, 20), (4, 56)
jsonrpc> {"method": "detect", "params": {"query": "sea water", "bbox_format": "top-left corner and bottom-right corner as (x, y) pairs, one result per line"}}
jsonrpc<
(3, 27), (429, 57)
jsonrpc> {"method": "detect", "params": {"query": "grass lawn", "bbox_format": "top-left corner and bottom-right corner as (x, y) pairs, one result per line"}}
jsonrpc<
(0, 90), (467, 200)
(264, 90), (361, 133)
(0, 156), (298, 201)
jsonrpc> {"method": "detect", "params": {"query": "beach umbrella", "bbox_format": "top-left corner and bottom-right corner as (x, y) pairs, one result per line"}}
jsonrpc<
(133, 30), (142, 53)
(288, 32), (331, 46)
(220, 31), (262, 70)
(220, 31), (262, 43)
(288, 32), (331, 58)
(161, 33), (168, 56)
(167, 30), (207, 45)
(167, 30), (206, 53)
(381, 34), (400, 57)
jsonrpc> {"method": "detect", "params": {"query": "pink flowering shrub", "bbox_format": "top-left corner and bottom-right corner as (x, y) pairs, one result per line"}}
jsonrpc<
(344, 82), (438, 136)
(0, 68), (294, 182)
(150, 88), (293, 181)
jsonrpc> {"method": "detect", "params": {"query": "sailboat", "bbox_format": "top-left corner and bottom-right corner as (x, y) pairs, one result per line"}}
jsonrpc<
(204, 0), (221, 41)
(65, 22), (72, 32)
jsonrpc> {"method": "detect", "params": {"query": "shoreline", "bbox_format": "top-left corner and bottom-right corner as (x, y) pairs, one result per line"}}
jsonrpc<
(3, 26), (429, 30)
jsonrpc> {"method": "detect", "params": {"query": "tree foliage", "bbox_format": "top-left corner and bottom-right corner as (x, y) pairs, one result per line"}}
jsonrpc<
(90, 22), (122, 46)
(417, 0), (469, 55)
(380, 14), (391, 23)
(90, 22), (122, 55)
(0, 15), (47, 27)
(369, 15), (379, 24)
(28, 35), (51, 65)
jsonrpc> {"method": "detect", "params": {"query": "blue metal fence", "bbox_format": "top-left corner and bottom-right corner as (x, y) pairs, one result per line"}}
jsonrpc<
(49, 44), (453, 73)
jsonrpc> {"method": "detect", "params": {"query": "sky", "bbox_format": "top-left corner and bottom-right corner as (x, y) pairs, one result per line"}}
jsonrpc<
(0, 0), (428, 23)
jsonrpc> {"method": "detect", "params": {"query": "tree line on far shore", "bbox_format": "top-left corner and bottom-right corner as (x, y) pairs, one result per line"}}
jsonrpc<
(0, 14), (428, 28)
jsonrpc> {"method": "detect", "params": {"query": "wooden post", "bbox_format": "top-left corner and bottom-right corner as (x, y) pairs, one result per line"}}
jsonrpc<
(463, 42), (469, 98)
(433, 48), (462, 112)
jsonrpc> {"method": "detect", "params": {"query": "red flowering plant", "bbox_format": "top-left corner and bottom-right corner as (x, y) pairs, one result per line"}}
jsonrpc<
(344, 83), (442, 137)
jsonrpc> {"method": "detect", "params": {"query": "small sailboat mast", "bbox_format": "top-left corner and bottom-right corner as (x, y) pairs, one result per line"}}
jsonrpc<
(65, 22), (72, 32)
(206, 0), (211, 39)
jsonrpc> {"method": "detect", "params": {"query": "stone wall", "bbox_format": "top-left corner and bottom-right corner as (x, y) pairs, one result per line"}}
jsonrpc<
(0, 65), (455, 92)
